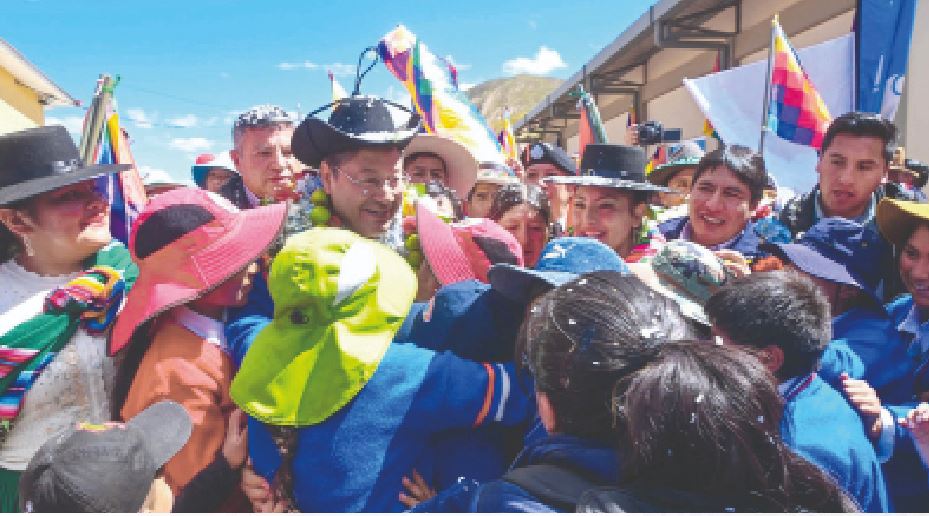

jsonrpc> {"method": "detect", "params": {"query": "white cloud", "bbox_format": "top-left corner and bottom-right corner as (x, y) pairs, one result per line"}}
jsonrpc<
(138, 165), (174, 184)
(278, 61), (318, 71)
(169, 137), (213, 153)
(45, 116), (84, 135)
(384, 85), (411, 106)
(167, 114), (199, 128)
(277, 61), (354, 76)
(326, 63), (355, 76)
(502, 46), (566, 75)
(126, 108), (153, 128)
(459, 83), (477, 92)
(444, 55), (471, 71)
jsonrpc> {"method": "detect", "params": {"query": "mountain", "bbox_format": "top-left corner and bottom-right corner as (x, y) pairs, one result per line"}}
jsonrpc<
(465, 75), (562, 132)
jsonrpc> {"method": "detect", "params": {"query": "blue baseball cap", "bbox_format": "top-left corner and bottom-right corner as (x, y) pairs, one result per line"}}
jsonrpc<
(766, 217), (887, 300)
(488, 237), (629, 304)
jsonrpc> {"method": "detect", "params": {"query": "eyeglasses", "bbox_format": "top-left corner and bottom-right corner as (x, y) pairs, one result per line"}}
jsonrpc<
(335, 167), (408, 197)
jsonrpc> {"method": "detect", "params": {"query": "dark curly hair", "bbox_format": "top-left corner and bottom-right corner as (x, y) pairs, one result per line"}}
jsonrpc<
(692, 144), (769, 205)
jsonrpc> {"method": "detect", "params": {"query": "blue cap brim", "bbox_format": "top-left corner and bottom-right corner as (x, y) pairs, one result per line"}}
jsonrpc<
(488, 263), (578, 304)
(774, 244), (861, 289)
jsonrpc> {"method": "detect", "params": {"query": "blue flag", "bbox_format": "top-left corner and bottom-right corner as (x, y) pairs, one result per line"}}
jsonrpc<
(856, 0), (918, 118)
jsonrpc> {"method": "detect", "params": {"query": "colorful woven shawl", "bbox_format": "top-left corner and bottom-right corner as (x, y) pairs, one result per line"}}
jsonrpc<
(0, 241), (137, 439)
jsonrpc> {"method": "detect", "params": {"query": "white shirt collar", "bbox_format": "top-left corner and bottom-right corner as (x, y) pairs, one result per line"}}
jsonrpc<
(897, 302), (929, 355)
(170, 305), (228, 353)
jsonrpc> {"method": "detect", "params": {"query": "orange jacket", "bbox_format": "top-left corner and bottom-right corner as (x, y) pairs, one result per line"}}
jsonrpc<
(121, 315), (235, 494)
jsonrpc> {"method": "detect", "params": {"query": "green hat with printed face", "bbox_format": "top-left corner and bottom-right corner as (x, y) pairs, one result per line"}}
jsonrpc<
(230, 227), (416, 426)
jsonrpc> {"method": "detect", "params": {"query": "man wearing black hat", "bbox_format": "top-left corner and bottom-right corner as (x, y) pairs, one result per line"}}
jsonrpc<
(291, 96), (421, 240)
(521, 142), (576, 235)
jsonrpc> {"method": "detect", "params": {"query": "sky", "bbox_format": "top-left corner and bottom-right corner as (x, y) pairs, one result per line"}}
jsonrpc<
(3, 0), (656, 184)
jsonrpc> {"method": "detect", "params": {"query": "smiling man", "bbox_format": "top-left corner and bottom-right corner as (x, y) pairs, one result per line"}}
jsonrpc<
(659, 144), (770, 261)
(779, 112), (918, 237)
(290, 95), (421, 241)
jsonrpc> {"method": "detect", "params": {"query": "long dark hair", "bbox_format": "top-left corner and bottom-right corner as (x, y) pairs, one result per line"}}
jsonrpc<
(518, 270), (697, 443)
(617, 341), (857, 512)
(489, 183), (550, 224)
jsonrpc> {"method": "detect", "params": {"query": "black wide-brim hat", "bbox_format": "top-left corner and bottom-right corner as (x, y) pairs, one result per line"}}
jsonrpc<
(0, 125), (130, 206)
(292, 95), (422, 167)
(547, 144), (671, 193)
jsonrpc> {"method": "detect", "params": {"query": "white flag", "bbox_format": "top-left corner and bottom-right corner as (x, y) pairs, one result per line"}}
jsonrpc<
(684, 34), (854, 193)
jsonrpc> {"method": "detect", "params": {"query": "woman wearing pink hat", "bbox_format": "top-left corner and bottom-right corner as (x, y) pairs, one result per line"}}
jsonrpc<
(0, 126), (134, 510)
(108, 188), (286, 505)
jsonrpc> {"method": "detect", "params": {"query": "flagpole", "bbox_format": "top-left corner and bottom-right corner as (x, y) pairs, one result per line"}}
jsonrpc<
(78, 75), (105, 163)
(759, 15), (778, 156)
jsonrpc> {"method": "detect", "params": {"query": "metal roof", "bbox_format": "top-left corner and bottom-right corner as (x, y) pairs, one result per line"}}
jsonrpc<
(0, 38), (78, 107)
(515, 0), (736, 134)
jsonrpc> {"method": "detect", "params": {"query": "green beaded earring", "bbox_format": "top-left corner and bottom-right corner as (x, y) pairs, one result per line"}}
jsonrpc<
(404, 232), (423, 269)
(309, 189), (333, 226)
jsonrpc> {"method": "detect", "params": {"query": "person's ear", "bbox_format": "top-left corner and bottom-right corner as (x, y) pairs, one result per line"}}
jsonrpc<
(536, 391), (558, 434)
(759, 344), (785, 375)
(230, 149), (242, 170)
(632, 201), (647, 220)
(0, 208), (35, 237)
(319, 161), (335, 195)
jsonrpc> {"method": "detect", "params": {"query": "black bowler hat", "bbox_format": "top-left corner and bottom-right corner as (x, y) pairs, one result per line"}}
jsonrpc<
(547, 144), (671, 192)
(0, 125), (130, 206)
(292, 96), (422, 167)
(520, 142), (576, 175)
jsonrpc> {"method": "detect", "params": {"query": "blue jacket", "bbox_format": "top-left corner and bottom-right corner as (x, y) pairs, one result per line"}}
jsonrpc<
(819, 306), (893, 387)
(237, 313), (534, 512)
(226, 270), (273, 370)
(412, 434), (620, 513)
(658, 216), (768, 260)
(396, 281), (529, 489)
(820, 298), (929, 510)
(780, 374), (889, 512)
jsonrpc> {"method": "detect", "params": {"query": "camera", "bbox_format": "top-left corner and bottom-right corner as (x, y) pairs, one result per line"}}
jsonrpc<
(636, 121), (683, 146)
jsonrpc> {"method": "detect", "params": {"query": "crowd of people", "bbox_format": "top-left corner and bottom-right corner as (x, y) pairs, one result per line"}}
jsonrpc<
(1, 84), (929, 513)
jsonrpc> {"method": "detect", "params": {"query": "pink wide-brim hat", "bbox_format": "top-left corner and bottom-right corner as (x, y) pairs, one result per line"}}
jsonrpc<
(416, 203), (523, 285)
(109, 188), (286, 355)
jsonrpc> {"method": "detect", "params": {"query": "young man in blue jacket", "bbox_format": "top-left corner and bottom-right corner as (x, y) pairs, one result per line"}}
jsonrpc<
(705, 270), (889, 512)
(659, 144), (773, 262)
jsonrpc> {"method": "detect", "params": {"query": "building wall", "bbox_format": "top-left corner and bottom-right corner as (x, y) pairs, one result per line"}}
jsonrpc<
(901, 0), (929, 161)
(0, 66), (43, 135)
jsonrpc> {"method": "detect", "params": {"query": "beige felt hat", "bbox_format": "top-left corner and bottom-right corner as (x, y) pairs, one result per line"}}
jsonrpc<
(403, 134), (478, 196)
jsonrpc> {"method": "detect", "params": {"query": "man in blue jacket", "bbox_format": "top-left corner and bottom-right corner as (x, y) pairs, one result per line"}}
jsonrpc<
(659, 144), (773, 262)
(705, 271), (889, 512)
